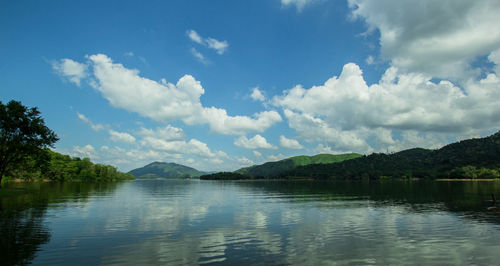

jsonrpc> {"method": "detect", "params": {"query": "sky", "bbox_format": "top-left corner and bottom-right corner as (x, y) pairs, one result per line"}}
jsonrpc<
(1, 0), (500, 172)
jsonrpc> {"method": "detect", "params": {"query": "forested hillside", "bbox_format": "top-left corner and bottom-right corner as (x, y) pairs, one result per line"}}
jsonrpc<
(128, 162), (205, 178)
(285, 131), (500, 180)
(235, 153), (361, 178)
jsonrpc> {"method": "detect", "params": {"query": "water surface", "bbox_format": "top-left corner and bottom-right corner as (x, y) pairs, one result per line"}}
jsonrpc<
(2, 180), (500, 265)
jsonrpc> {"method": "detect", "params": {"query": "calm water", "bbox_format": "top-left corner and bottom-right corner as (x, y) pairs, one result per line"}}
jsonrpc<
(2, 179), (500, 265)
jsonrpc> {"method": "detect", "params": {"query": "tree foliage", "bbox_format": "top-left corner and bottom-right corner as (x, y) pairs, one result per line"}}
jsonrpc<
(235, 153), (362, 178)
(284, 131), (500, 180)
(204, 131), (500, 180)
(0, 100), (58, 184)
(1, 100), (133, 183)
(200, 172), (251, 180)
(6, 150), (135, 182)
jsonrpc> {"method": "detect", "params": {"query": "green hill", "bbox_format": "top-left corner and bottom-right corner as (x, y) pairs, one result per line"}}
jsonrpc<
(235, 153), (362, 178)
(128, 162), (205, 178)
(285, 131), (500, 180)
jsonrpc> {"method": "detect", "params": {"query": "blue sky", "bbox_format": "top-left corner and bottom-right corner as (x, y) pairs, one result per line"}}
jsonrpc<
(2, 0), (500, 172)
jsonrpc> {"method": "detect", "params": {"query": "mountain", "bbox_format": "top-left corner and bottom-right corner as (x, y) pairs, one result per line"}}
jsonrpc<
(128, 162), (205, 178)
(285, 131), (500, 180)
(235, 153), (362, 178)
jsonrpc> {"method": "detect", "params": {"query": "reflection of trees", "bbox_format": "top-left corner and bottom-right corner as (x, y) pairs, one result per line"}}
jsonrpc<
(230, 180), (500, 222)
(0, 181), (127, 265)
(0, 200), (51, 265)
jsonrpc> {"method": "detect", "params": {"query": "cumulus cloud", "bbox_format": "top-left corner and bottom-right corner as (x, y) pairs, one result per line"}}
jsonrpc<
(74, 54), (281, 135)
(52, 58), (88, 86)
(279, 135), (304, 149)
(187, 29), (228, 55)
(234, 134), (276, 149)
(71, 144), (98, 159)
(138, 125), (185, 141)
(274, 59), (500, 153)
(200, 108), (282, 135)
(77, 112), (105, 131)
(349, 0), (500, 80)
(135, 125), (229, 164)
(109, 129), (136, 143)
(250, 87), (266, 101)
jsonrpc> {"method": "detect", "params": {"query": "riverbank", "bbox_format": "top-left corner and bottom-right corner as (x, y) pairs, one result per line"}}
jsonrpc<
(436, 178), (499, 181)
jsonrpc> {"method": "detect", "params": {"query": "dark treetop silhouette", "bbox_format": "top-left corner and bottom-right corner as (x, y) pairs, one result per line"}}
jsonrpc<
(0, 100), (58, 186)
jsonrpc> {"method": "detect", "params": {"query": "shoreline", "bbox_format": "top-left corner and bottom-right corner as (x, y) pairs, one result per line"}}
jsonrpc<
(436, 179), (498, 182)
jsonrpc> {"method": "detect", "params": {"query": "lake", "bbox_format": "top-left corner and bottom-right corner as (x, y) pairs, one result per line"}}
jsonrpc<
(2, 179), (500, 265)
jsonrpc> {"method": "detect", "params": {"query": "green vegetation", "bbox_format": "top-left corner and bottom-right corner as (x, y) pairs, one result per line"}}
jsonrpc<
(285, 131), (500, 180)
(235, 153), (362, 178)
(128, 162), (205, 179)
(4, 149), (134, 182)
(200, 172), (251, 180)
(0, 100), (58, 185)
(200, 132), (500, 180)
(1, 100), (132, 185)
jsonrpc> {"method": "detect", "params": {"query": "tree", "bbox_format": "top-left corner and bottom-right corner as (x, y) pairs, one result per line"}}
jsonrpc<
(0, 100), (58, 185)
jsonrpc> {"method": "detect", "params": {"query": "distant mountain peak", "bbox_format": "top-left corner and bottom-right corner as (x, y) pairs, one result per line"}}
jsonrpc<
(128, 162), (205, 179)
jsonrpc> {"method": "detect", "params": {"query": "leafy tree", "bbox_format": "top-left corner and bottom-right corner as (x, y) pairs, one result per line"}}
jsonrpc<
(0, 100), (58, 185)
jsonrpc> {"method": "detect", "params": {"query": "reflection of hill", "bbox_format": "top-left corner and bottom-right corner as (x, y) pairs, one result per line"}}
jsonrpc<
(0, 182), (126, 265)
(227, 180), (500, 223)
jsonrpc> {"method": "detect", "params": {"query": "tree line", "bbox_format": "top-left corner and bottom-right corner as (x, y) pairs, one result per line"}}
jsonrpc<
(1, 100), (133, 185)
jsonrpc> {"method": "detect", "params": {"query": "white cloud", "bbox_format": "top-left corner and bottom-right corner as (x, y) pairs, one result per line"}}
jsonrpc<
(76, 112), (105, 131)
(205, 38), (228, 55)
(187, 29), (229, 55)
(52, 58), (87, 86)
(274, 60), (500, 153)
(349, 0), (500, 80)
(124, 51), (134, 57)
(279, 135), (303, 149)
(109, 129), (136, 144)
(267, 153), (286, 162)
(138, 125), (185, 141)
(281, 0), (317, 12)
(314, 144), (336, 154)
(191, 48), (209, 64)
(489, 48), (500, 74)
(253, 150), (263, 158)
(80, 54), (281, 135)
(141, 137), (212, 158)
(202, 108), (282, 135)
(71, 144), (98, 159)
(237, 157), (254, 166)
(187, 29), (203, 44)
(250, 87), (266, 101)
(234, 134), (276, 149)
(283, 109), (373, 153)
(138, 125), (228, 160)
